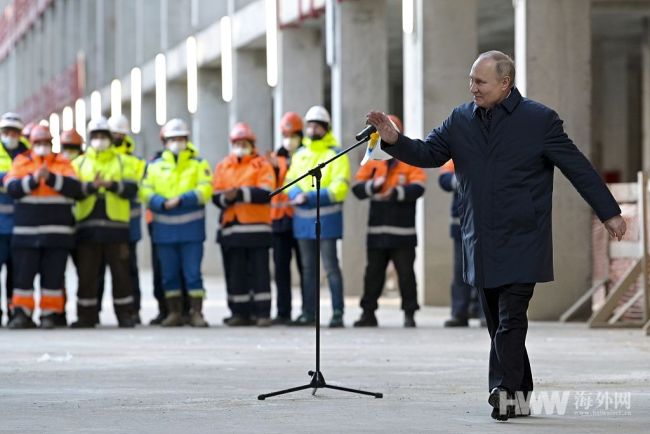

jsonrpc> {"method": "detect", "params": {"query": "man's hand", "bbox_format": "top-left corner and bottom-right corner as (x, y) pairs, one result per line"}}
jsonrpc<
(291, 193), (307, 205)
(164, 197), (181, 210)
(372, 176), (386, 192)
(374, 188), (393, 201)
(366, 111), (399, 145)
(224, 188), (239, 202)
(604, 215), (626, 241)
(35, 165), (49, 182)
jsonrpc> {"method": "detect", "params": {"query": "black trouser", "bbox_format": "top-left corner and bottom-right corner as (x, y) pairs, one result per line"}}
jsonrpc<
(272, 231), (303, 319)
(223, 246), (271, 319)
(97, 242), (141, 312)
(478, 283), (535, 394)
(76, 241), (134, 323)
(360, 247), (419, 313)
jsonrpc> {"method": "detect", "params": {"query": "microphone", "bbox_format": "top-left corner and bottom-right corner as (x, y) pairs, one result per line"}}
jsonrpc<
(355, 124), (377, 141)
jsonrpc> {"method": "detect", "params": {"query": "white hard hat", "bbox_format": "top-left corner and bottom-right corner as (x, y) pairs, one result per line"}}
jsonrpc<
(304, 105), (331, 125)
(0, 112), (24, 131)
(87, 117), (112, 135)
(108, 114), (130, 135)
(161, 118), (190, 139)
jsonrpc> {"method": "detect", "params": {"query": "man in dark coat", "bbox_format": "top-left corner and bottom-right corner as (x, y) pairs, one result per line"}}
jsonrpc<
(366, 50), (626, 421)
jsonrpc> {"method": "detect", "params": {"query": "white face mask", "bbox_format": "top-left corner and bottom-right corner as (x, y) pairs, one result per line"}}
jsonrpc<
(1, 134), (19, 150)
(232, 146), (252, 158)
(167, 140), (187, 155)
(33, 144), (51, 157)
(63, 149), (80, 161)
(90, 138), (111, 151)
(282, 136), (301, 152)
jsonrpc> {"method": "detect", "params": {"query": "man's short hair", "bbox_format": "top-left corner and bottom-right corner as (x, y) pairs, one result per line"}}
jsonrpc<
(478, 51), (515, 87)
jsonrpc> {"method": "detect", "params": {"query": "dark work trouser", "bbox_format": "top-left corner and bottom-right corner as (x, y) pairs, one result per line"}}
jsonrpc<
(97, 241), (141, 312)
(272, 231), (303, 319)
(478, 283), (535, 394)
(12, 246), (68, 318)
(224, 246), (271, 319)
(76, 241), (134, 323)
(0, 235), (12, 315)
(451, 236), (482, 319)
(360, 247), (419, 314)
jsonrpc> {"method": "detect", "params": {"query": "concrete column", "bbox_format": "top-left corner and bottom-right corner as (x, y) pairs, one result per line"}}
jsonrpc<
(141, 0), (162, 63)
(231, 48), (273, 152)
(195, 67), (229, 276)
(642, 21), (650, 174)
(403, 0), (478, 306)
(330, 0), (388, 299)
(516, 0), (593, 319)
(115, 0), (138, 78)
(273, 26), (323, 149)
(167, 0), (192, 49)
(166, 80), (190, 123)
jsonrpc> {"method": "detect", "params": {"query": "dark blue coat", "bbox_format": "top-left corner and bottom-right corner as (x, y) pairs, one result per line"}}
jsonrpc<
(384, 88), (621, 289)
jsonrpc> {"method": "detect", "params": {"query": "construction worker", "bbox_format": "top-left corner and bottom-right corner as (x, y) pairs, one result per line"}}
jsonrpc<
(439, 159), (484, 327)
(3, 125), (81, 329)
(267, 112), (305, 325)
(285, 106), (350, 328)
(60, 129), (84, 161)
(351, 115), (426, 328)
(213, 122), (275, 327)
(21, 122), (36, 143)
(0, 112), (30, 325)
(141, 118), (212, 327)
(71, 117), (138, 328)
(94, 114), (146, 324)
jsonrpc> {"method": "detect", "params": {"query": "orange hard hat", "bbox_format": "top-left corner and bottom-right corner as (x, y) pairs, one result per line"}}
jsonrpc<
(280, 112), (303, 136)
(60, 129), (83, 147)
(229, 122), (256, 145)
(22, 122), (36, 138)
(387, 114), (403, 134)
(29, 125), (53, 143)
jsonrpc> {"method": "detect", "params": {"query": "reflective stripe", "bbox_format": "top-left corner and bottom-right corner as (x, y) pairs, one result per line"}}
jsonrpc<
(395, 185), (405, 201)
(41, 289), (64, 297)
(53, 173), (64, 191)
(13, 225), (75, 235)
(367, 225), (417, 236)
(113, 295), (134, 305)
(77, 219), (129, 230)
(221, 224), (271, 237)
(253, 292), (272, 301)
(218, 194), (228, 208)
(293, 203), (343, 218)
(228, 294), (251, 303)
(77, 298), (98, 307)
(19, 196), (74, 204)
(116, 181), (125, 195)
(365, 180), (374, 197)
(21, 176), (32, 193)
(130, 207), (142, 218)
(153, 209), (205, 225)
(165, 290), (182, 298)
(188, 289), (205, 298)
(451, 217), (460, 225)
(0, 204), (14, 213)
(13, 289), (33, 297)
(241, 187), (251, 203)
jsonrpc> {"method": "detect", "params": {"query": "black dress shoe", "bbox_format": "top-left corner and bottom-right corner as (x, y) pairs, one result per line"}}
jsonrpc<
(271, 316), (292, 325)
(353, 312), (378, 327)
(404, 312), (416, 328)
(149, 312), (166, 325)
(70, 320), (96, 329)
(289, 313), (315, 326)
(443, 317), (469, 327)
(488, 387), (513, 421)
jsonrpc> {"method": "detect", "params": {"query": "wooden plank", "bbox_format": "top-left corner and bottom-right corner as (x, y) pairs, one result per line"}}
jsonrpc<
(609, 241), (641, 259)
(589, 258), (642, 327)
(643, 319), (650, 336)
(590, 321), (646, 329)
(607, 182), (638, 203)
(608, 288), (643, 324)
(560, 279), (606, 322)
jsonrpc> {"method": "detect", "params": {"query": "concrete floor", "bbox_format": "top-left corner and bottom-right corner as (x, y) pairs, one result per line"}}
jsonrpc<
(0, 272), (649, 433)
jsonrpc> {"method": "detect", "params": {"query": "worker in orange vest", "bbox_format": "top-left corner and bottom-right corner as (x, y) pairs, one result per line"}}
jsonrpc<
(266, 112), (305, 325)
(352, 115), (426, 328)
(3, 125), (81, 329)
(213, 122), (275, 327)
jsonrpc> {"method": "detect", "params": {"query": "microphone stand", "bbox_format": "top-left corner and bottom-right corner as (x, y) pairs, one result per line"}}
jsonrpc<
(258, 134), (383, 400)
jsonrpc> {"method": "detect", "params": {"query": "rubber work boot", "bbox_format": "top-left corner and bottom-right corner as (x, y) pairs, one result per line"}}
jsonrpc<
(353, 311), (378, 327)
(7, 308), (37, 329)
(161, 296), (184, 327)
(39, 314), (58, 329)
(188, 298), (209, 327)
(329, 310), (344, 328)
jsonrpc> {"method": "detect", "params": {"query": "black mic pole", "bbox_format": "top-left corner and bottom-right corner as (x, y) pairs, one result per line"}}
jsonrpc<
(259, 133), (383, 400)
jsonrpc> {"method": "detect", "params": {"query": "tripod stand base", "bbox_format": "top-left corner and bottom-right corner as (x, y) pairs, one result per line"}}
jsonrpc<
(258, 370), (383, 400)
